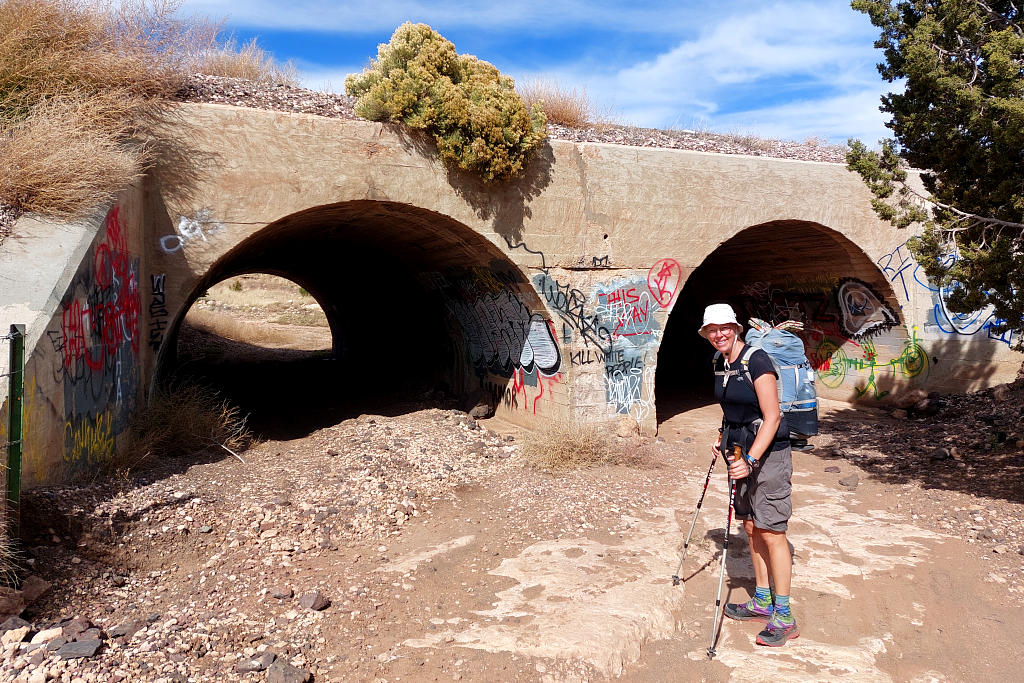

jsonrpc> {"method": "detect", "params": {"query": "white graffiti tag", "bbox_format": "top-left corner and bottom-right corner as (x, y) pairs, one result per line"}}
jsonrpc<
(159, 209), (224, 254)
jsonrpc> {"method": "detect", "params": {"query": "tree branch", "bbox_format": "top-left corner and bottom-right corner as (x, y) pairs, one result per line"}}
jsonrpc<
(898, 179), (1024, 231)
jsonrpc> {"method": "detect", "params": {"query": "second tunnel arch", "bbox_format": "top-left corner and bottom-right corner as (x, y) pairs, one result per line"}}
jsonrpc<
(655, 219), (911, 422)
(155, 200), (567, 433)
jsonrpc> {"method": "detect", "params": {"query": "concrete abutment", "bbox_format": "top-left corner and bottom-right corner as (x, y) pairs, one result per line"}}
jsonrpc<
(1, 102), (1020, 485)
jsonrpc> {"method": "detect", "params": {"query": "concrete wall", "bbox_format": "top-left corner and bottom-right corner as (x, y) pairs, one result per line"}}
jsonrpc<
(1, 190), (149, 485)
(2, 101), (1020, 485)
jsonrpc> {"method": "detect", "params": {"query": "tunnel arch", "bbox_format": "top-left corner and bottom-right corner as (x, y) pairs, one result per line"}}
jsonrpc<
(655, 219), (906, 420)
(155, 200), (562, 435)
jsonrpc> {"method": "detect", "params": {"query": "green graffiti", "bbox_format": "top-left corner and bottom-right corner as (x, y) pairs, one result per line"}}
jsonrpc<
(814, 328), (929, 399)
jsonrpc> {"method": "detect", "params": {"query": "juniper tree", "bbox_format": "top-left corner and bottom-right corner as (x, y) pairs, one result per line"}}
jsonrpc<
(847, 0), (1024, 345)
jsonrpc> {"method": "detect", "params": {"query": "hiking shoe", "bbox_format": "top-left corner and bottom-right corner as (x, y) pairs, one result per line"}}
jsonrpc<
(756, 618), (800, 646)
(723, 600), (772, 621)
(790, 439), (815, 452)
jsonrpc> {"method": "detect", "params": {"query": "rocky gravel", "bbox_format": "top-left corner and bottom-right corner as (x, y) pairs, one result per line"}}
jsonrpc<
(6, 408), (528, 682)
(177, 74), (848, 164)
(0, 393), (680, 683)
(3, 387), (1024, 680)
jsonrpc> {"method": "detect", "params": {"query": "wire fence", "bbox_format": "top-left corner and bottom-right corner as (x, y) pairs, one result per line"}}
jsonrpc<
(1, 324), (25, 541)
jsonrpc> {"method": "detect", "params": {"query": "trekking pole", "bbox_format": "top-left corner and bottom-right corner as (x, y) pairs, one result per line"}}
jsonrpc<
(671, 449), (718, 586)
(707, 445), (739, 659)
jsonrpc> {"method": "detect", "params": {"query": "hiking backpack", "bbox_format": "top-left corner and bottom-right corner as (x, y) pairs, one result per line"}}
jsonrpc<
(742, 318), (818, 438)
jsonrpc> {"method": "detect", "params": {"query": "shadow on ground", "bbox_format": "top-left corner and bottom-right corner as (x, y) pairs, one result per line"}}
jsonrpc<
(173, 325), (458, 441)
(815, 386), (1024, 505)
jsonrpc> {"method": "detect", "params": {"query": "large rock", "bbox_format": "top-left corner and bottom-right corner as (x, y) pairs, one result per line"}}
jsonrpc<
(616, 416), (639, 438)
(297, 590), (330, 611)
(0, 587), (26, 620)
(1, 625), (29, 645)
(236, 651), (276, 672)
(911, 398), (944, 417)
(893, 388), (928, 409)
(0, 616), (30, 633)
(55, 639), (102, 659)
(19, 576), (51, 604)
(468, 402), (494, 419)
(267, 658), (312, 683)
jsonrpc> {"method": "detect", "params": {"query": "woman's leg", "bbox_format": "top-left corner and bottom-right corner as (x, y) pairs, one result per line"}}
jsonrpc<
(757, 528), (792, 596)
(745, 519), (771, 588)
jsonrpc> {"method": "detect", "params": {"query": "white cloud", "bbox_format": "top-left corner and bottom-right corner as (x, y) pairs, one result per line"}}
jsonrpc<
(492, 2), (890, 142)
(710, 87), (896, 144)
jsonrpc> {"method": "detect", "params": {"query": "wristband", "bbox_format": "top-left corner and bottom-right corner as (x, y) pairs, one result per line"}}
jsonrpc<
(743, 453), (758, 468)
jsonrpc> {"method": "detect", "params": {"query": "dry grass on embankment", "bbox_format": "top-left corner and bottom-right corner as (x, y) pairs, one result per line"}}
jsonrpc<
(517, 78), (609, 128)
(520, 419), (659, 470)
(0, 0), (295, 219)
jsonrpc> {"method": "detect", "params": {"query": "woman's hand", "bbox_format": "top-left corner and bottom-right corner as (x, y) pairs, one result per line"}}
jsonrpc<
(727, 457), (751, 480)
(711, 438), (722, 459)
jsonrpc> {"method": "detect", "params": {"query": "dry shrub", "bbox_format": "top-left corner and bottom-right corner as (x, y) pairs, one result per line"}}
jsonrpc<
(346, 22), (546, 183)
(0, 529), (18, 587)
(0, 96), (140, 217)
(721, 131), (778, 153)
(521, 419), (659, 470)
(196, 36), (298, 85)
(184, 308), (295, 346)
(0, 0), (290, 218)
(517, 78), (600, 128)
(121, 382), (251, 466)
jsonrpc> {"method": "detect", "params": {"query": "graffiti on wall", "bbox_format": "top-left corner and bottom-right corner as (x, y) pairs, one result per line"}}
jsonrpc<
(424, 267), (563, 415)
(835, 278), (899, 339)
(148, 273), (169, 351)
(159, 209), (224, 254)
(735, 274), (928, 398)
(647, 258), (683, 308)
(737, 276), (896, 343)
(814, 328), (929, 400)
(45, 206), (140, 466)
(878, 240), (1015, 346)
(64, 410), (115, 464)
(534, 270), (670, 423)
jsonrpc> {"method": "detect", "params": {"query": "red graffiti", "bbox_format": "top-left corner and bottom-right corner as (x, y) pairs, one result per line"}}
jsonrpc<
(647, 258), (682, 308)
(511, 369), (528, 410)
(532, 373), (561, 414)
(59, 206), (140, 371)
(599, 287), (653, 338)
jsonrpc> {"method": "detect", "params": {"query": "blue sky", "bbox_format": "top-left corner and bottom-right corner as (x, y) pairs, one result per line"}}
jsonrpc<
(178, 1), (895, 145)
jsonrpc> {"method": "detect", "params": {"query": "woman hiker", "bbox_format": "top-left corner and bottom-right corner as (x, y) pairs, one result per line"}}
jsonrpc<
(700, 303), (799, 647)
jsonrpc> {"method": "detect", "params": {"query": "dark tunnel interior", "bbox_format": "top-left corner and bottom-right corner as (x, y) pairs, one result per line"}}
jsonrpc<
(656, 220), (904, 424)
(162, 201), (539, 439)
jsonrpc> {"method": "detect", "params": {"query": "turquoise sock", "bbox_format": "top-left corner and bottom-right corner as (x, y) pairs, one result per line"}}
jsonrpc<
(774, 595), (793, 623)
(753, 586), (772, 607)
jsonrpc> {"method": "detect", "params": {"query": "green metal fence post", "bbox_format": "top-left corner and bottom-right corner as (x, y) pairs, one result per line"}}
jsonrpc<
(6, 324), (25, 541)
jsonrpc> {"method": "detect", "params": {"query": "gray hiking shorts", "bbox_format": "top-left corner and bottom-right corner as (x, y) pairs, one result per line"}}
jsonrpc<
(732, 441), (793, 532)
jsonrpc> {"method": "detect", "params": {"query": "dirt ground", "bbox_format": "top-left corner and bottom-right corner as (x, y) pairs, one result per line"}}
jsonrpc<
(4, 277), (1023, 682)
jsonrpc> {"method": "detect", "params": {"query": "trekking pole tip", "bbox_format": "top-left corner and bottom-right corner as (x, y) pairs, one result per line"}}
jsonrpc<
(706, 647), (716, 659)
(671, 575), (681, 586)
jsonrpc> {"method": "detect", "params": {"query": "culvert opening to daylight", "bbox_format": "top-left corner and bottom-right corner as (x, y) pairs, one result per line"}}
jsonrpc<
(656, 219), (905, 424)
(162, 200), (544, 439)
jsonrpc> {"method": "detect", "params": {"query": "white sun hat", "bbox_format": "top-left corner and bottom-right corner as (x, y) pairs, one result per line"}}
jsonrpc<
(698, 303), (742, 337)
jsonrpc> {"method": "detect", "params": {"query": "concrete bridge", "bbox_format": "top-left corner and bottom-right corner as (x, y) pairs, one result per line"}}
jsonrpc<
(2, 103), (1020, 485)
